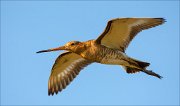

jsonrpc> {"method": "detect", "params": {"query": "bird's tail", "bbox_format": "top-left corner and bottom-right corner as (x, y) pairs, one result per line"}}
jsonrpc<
(123, 60), (150, 74)
(133, 59), (163, 78)
(134, 60), (150, 69)
(123, 59), (162, 79)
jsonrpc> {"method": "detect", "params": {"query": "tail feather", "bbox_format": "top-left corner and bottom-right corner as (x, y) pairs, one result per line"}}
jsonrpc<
(133, 60), (150, 69)
(122, 58), (162, 79)
(123, 59), (150, 74)
(123, 66), (140, 74)
(123, 66), (162, 79)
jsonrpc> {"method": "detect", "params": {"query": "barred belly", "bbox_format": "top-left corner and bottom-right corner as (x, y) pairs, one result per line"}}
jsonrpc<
(100, 49), (129, 66)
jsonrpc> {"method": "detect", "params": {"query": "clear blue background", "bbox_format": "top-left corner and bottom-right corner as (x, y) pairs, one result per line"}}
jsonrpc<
(1, 1), (179, 105)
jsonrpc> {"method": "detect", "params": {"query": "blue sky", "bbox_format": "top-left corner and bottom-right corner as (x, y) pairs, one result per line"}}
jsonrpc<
(1, 1), (179, 105)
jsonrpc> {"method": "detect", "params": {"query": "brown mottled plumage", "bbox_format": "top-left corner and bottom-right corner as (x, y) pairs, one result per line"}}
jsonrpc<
(37, 18), (165, 96)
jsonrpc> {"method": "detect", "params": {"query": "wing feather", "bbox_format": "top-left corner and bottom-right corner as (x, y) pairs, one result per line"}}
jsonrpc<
(48, 52), (92, 95)
(96, 18), (165, 52)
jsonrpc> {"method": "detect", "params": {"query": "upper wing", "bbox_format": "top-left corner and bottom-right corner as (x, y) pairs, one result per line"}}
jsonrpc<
(96, 18), (165, 52)
(48, 52), (92, 95)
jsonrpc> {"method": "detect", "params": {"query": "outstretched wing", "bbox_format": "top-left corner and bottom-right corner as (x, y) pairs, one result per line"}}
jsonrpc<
(48, 52), (92, 95)
(96, 18), (165, 52)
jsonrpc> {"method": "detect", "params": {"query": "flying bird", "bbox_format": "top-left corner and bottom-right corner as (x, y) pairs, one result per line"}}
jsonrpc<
(37, 18), (165, 96)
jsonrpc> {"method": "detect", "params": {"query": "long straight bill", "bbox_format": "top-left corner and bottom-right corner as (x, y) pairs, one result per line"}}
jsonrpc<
(36, 46), (66, 53)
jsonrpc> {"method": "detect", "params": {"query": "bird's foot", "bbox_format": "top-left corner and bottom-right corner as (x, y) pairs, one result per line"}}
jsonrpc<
(142, 70), (163, 79)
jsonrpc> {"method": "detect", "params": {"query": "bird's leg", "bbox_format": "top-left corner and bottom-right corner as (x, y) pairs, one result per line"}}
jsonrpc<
(141, 69), (163, 79)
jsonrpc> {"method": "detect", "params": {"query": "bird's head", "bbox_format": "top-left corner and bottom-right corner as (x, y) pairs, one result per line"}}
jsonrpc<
(36, 41), (85, 54)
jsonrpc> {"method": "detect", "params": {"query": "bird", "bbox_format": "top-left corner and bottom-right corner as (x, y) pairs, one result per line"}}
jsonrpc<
(37, 18), (165, 96)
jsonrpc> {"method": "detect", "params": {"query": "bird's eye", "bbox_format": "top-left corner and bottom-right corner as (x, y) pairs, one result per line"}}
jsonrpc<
(71, 43), (75, 46)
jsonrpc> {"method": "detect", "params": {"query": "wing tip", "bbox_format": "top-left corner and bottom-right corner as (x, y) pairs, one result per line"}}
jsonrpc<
(154, 18), (166, 23)
(48, 89), (61, 96)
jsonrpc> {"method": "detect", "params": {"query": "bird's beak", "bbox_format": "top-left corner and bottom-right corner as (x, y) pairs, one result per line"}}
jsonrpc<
(36, 46), (66, 53)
